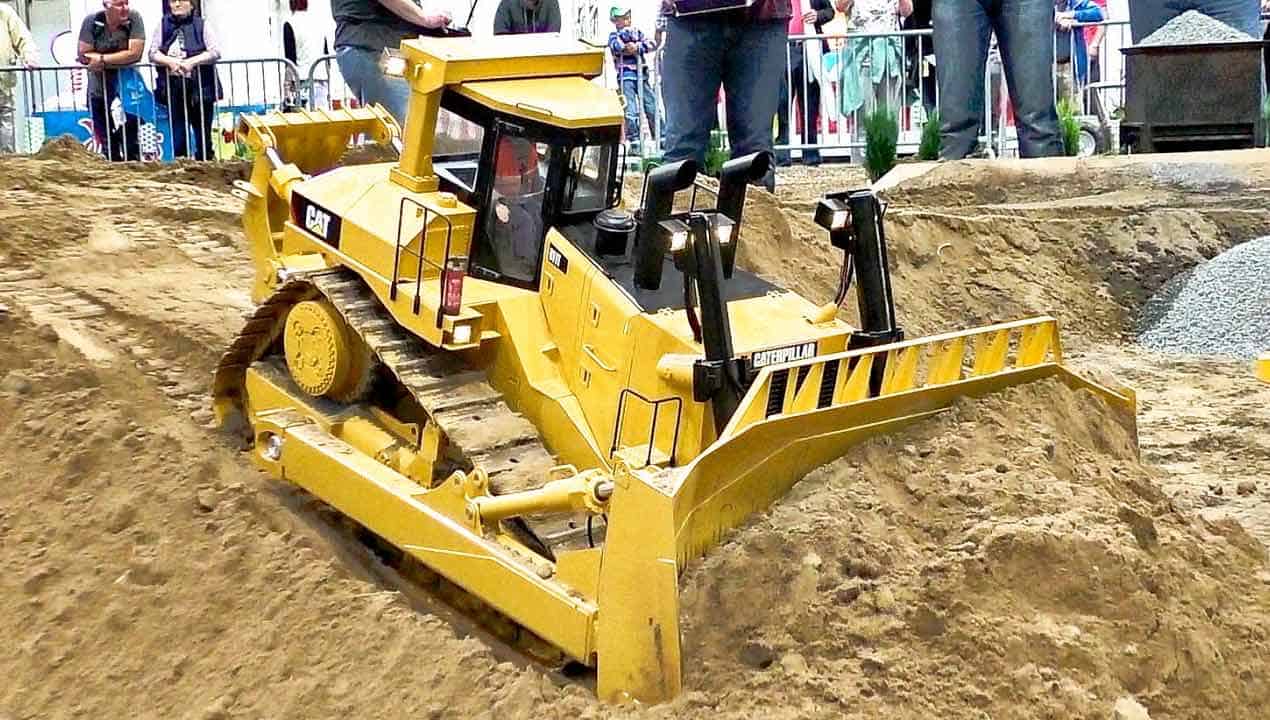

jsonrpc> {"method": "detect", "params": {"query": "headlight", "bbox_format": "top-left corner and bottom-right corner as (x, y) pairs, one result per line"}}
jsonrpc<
(658, 218), (691, 254)
(381, 54), (407, 77)
(814, 196), (852, 232)
(670, 230), (688, 252)
(712, 214), (736, 245)
(262, 433), (284, 461)
(831, 209), (848, 230)
(451, 323), (473, 345)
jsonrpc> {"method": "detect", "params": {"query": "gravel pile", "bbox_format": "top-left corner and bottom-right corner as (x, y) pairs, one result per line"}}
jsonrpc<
(1138, 10), (1255, 45)
(1138, 236), (1270, 358)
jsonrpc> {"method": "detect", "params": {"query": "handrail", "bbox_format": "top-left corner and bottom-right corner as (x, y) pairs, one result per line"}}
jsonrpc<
(611, 389), (683, 468)
(391, 196), (455, 326)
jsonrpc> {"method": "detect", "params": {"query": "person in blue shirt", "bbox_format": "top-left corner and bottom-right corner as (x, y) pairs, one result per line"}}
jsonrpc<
(1055, 0), (1104, 104)
(608, 4), (659, 149)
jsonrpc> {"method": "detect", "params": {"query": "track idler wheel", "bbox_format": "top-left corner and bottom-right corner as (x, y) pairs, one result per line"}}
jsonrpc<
(283, 299), (375, 402)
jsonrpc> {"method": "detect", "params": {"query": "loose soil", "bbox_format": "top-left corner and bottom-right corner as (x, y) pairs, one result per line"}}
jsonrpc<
(1, 146), (1267, 719)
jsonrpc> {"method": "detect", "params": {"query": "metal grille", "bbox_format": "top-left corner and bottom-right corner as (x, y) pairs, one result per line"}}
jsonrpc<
(765, 368), (790, 418)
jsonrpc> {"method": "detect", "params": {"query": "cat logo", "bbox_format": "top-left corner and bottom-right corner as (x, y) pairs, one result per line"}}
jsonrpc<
(295, 194), (342, 248)
(749, 341), (817, 369)
(547, 244), (568, 273)
(305, 205), (331, 238)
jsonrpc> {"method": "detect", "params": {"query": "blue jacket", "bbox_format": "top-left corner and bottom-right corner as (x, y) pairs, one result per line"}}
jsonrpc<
(608, 27), (655, 80)
(1055, 0), (1104, 85)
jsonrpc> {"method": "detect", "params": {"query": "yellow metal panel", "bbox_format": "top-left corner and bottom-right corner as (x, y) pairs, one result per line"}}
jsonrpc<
(248, 402), (599, 664)
(790, 361), (826, 413)
(838, 353), (874, 404)
(401, 34), (605, 79)
(595, 472), (682, 703)
(455, 77), (624, 129)
(880, 345), (920, 394)
(927, 337), (966, 385)
(972, 329), (1010, 375)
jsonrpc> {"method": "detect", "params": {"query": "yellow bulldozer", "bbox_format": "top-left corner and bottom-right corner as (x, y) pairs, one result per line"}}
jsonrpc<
(213, 34), (1134, 703)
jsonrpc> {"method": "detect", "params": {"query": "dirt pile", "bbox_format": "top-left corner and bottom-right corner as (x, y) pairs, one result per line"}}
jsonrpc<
(733, 155), (1270, 340)
(0, 312), (602, 720)
(1, 149), (1268, 719)
(678, 379), (1270, 719)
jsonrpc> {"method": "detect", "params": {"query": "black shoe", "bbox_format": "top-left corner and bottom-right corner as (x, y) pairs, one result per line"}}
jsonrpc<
(803, 151), (822, 166)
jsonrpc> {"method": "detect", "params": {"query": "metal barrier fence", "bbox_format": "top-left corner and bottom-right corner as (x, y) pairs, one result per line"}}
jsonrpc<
(0, 58), (297, 161)
(778, 28), (937, 160)
(0, 18), (1236, 165)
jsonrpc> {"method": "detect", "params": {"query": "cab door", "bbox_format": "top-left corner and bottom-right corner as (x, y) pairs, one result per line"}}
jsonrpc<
(575, 269), (637, 462)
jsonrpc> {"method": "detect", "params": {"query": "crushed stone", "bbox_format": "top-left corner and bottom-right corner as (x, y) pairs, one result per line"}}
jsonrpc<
(1138, 9), (1255, 45)
(1138, 236), (1270, 359)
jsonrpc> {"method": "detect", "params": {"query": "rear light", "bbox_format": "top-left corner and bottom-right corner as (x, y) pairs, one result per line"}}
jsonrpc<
(441, 256), (466, 316)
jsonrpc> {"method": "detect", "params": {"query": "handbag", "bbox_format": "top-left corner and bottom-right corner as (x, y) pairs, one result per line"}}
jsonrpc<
(115, 66), (154, 117)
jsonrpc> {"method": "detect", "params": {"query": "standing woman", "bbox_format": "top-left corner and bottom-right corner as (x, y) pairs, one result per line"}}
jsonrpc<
(150, 0), (222, 160)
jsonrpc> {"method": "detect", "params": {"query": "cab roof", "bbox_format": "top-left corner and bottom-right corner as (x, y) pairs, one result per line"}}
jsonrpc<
(401, 34), (604, 70)
(455, 77), (624, 130)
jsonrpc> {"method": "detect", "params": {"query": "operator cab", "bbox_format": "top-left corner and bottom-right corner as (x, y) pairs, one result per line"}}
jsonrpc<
(433, 87), (623, 290)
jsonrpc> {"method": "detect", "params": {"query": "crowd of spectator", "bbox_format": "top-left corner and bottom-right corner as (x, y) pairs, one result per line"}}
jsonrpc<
(3, 0), (1265, 169)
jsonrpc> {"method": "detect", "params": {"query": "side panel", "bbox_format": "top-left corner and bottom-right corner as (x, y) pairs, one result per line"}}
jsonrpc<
(538, 232), (590, 387)
(577, 262), (640, 463)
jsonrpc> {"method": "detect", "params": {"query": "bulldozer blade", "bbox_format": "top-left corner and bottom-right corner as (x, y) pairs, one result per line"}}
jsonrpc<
(594, 316), (1135, 702)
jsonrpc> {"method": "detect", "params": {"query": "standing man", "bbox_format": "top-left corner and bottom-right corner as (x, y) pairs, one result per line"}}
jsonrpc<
(78, 0), (145, 162)
(932, 0), (1065, 159)
(776, 0), (834, 166)
(1128, 0), (1260, 43)
(492, 0), (562, 34)
(332, 0), (451, 124)
(661, 0), (791, 192)
(0, 1), (37, 154)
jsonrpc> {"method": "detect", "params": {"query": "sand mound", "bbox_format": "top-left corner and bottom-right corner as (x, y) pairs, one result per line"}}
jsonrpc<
(34, 135), (102, 163)
(730, 155), (1270, 340)
(2, 150), (1269, 720)
(678, 379), (1270, 719)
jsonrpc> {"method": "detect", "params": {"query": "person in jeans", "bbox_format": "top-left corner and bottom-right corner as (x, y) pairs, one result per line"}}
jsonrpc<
(1053, 0), (1103, 104)
(661, 0), (790, 191)
(932, 0), (1064, 159)
(332, 0), (451, 124)
(608, 4), (659, 150)
(0, 1), (37, 153)
(150, 0), (222, 160)
(77, 0), (145, 162)
(776, 0), (834, 166)
(1128, 0), (1259, 42)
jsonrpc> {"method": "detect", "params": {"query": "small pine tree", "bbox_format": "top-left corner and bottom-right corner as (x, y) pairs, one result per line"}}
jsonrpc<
(918, 109), (941, 161)
(863, 108), (898, 182)
(1057, 98), (1081, 157)
(704, 129), (729, 177)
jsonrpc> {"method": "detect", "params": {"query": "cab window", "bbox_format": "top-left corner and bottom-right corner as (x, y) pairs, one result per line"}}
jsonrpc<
(434, 109), (486, 195)
(562, 144), (620, 215)
(472, 134), (551, 285)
